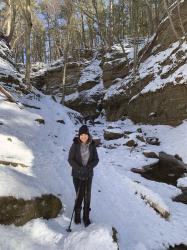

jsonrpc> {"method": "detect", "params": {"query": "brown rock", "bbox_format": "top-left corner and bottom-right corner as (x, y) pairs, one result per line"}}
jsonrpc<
(126, 139), (137, 147)
(93, 138), (101, 147)
(146, 137), (160, 146)
(143, 151), (158, 159)
(104, 129), (124, 140)
(136, 135), (145, 142)
(35, 118), (45, 125)
(0, 194), (62, 226)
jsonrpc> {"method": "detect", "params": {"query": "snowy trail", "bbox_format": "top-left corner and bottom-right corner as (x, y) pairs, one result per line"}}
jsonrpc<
(0, 95), (187, 249)
(0, 96), (118, 250)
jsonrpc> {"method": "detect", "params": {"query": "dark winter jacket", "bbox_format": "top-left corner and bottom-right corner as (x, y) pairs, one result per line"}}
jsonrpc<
(68, 137), (99, 180)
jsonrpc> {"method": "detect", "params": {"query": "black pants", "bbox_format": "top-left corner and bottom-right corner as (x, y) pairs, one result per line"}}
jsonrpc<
(73, 177), (92, 212)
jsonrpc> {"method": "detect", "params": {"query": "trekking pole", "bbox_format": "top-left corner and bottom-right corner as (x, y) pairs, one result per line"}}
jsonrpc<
(66, 182), (82, 233)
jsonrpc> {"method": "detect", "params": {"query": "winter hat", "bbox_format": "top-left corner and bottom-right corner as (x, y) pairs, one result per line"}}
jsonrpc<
(79, 125), (90, 136)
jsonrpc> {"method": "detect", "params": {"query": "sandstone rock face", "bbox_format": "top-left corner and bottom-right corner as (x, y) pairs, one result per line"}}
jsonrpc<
(103, 58), (129, 88)
(0, 34), (21, 86)
(102, 44), (132, 88)
(128, 83), (187, 125)
(65, 59), (104, 117)
(103, 1), (187, 125)
(31, 62), (82, 96)
(31, 56), (104, 118)
(0, 194), (62, 226)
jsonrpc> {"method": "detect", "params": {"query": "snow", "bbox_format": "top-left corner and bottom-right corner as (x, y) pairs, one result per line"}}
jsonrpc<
(78, 59), (102, 87)
(103, 77), (130, 101)
(63, 224), (116, 250)
(1, 39), (187, 250)
(0, 57), (19, 80)
(0, 2), (6, 10)
(65, 82), (104, 104)
(31, 58), (64, 77)
(0, 134), (34, 166)
(65, 91), (79, 102)
(0, 166), (47, 199)
(1, 83), (187, 249)
(177, 176), (187, 188)
(105, 128), (123, 134)
(106, 39), (148, 62)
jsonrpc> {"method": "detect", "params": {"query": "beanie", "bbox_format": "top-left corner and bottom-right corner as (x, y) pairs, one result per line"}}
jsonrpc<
(79, 125), (90, 136)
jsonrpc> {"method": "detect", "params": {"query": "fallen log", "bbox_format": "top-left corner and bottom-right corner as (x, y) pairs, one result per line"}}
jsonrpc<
(0, 160), (28, 168)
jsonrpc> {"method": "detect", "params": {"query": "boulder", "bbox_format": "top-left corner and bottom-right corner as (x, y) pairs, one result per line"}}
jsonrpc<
(104, 129), (124, 140)
(131, 152), (187, 186)
(125, 139), (137, 147)
(143, 151), (158, 159)
(136, 135), (145, 142)
(0, 194), (62, 226)
(93, 138), (101, 147)
(35, 118), (45, 125)
(168, 244), (187, 250)
(173, 190), (187, 205)
(146, 137), (160, 146)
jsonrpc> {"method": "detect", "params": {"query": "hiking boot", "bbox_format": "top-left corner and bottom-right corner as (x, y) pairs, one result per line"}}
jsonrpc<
(83, 216), (91, 227)
(74, 209), (81, 224)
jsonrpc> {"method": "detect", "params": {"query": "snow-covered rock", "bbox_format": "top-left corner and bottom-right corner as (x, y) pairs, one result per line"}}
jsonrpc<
(103, 0), (187, 125)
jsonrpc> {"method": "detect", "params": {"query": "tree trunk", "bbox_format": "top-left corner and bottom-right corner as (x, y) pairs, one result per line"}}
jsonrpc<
(108, 0), (114, 48)
(145, 0), (154, 35)
(81, 11), (87, 48)
(163, 0), (181, 43)
(92, 0), (107, 48)
(176, 0), (187, 41)
(6, 0), (16, 42)
(25, 0), (32, 91)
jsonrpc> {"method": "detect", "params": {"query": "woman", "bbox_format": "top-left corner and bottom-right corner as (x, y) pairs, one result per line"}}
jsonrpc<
(68, 125), (99, 227)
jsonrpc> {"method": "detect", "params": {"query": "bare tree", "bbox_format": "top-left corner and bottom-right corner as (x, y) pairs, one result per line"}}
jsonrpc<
(18, 0), (32, 90)
(176, 0), (187, 41)
(60, 0), (74, 105)
(1, 0), (16, 42)
(163, 0), (181, 43)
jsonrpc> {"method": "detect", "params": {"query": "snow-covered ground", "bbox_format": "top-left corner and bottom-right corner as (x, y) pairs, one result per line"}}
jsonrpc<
(0, 90), (187, 250)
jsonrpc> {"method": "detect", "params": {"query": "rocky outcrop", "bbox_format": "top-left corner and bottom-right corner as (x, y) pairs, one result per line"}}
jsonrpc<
(168, 244), (187, 250)
(101, 42), (133, 88)
(128, 83), (187, 125)
(64, 59), (104, 117)
(102, 58), (129, 88)
(103, 0), (187, 125)
(0, 34), (21, 87)
(31, 61), (83, 96)
(0, 194), (62, 226)
(132, 152), (187, 186)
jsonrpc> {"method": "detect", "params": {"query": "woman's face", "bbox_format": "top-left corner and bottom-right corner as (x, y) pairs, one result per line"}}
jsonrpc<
(79, 133), (89, 144)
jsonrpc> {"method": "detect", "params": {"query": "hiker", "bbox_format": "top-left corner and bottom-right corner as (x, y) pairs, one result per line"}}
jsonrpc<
(68, 125), (99, 227)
